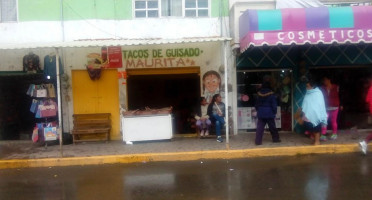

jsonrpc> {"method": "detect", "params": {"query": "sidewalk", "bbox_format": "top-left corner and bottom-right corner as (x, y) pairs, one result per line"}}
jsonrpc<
(0, 130), (370, 169)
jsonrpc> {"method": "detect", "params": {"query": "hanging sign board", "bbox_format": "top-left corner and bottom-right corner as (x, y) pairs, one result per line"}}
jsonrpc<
(107, 46), (123, 68)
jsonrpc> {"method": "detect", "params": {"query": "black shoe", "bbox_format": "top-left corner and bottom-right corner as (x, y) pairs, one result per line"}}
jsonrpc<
(273, 139), (281, 143)
(255, 142), (262, 145)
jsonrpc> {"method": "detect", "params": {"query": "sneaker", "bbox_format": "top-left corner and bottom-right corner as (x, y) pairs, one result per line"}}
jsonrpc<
(359, 141), (368, 155)
(205, 130), (209, 136)
(330, 134), (338, 140)
(200, 131), (204, 138)
(320, 135), (327, 141)
(217, 136), (223, 143)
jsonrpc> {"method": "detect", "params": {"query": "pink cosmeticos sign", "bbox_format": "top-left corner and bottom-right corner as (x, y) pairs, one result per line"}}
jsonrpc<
(239, 6), (372, 52)
(242, 28), (372, 48)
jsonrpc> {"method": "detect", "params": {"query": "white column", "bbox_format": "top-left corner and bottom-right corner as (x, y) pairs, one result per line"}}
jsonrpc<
(55, 48), (63, 157)
(223, 41), (229, 146)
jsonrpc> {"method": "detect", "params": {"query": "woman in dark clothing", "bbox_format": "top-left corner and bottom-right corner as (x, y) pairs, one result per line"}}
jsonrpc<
(255, 76), (281, 145)
(207, 94), (225, 143)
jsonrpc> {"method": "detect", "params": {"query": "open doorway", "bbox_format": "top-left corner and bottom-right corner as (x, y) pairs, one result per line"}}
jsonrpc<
(0, 73), (47, 140)
(237, 69), (293, 131)
(310, 67), (372, 130)
(127, 72), (200, 134)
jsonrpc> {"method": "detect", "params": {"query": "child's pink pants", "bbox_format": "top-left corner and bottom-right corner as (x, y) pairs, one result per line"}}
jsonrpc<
(321, 109), (339, 135)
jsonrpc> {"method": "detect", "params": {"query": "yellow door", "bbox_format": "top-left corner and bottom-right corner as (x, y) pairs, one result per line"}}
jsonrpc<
(72, 69), (120, 140)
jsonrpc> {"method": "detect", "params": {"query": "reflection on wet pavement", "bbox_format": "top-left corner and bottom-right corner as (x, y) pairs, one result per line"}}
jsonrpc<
(0, 153), (371, 200)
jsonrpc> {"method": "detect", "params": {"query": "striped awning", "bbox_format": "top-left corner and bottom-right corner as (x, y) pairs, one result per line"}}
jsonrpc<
(239, 6), (372, 52)
(0, 37), (231, 50)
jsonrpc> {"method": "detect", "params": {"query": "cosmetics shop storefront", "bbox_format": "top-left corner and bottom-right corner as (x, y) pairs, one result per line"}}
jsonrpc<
(237, 6), (372, 133)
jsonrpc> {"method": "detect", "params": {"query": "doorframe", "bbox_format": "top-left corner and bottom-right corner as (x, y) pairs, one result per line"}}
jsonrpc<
(236, 68), (294, 132)
(126, 67), (201, 134)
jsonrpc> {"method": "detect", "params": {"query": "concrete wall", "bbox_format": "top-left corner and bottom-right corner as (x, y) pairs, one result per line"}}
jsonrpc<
(229, 0), (275, 49)
(1, 17), (227, 43)
(1, 0), (230, 44)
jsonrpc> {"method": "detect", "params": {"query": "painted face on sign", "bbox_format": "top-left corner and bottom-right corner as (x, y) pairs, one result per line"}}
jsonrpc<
(204, 74), (220, 93)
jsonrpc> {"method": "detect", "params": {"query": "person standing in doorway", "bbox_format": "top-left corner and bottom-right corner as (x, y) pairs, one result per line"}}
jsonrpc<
(207, 94), (225, 143)
(195, 97), (211, 138)
(255, 75), (281, 145)
(359, 78), (372, 154)
(298, 75), (328, 145)
(320, 76), (342, 141)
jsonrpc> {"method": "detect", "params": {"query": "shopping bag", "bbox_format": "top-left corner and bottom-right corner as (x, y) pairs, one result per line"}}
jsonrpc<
(47, 84), (56, 98)
(33, 85), (38, 97)
(27, 84), (35, 96)
(36, 87), (47, 97)
(39, 100), (57, 117)
(44, 126), (58, 141)
(32, 127), (39, 143)
(30, 99), (38, 113)
(35, 107), (42, 118)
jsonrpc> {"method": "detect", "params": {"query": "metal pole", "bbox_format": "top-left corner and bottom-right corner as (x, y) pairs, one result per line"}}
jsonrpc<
(60, 0), (65, 42)
(55, 48), (63, 157)
(223, 41), (229, 149)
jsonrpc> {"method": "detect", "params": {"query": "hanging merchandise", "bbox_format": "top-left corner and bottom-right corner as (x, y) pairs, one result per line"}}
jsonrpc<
(46, 84), (56, 98)
(44, 125), (58, 141)
(23, 52), (41, 73)
(27, 82), (59, 143)
(27, 84), (56, 98)
(44, 53), (64, 80)
(32, 127), (39, 143)
(86, 66), (102, 80)
(30, 99), (38, 113)
(27, 84), (35, 96)
(38, 100), (58, 118)
(32, 122), (58, 143)
(86, 53), (103, 80)
(36, 85), (47, 98)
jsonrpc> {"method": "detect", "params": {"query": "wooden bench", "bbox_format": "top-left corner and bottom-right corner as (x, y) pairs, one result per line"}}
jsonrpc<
(71, 113), (111, 144)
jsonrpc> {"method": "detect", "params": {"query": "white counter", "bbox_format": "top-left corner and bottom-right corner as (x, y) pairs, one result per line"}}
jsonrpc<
(121, 114), (173, 142)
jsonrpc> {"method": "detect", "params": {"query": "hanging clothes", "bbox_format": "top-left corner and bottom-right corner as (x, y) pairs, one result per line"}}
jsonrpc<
(23, 52), (41, 73)
(44, 53), (64, 80)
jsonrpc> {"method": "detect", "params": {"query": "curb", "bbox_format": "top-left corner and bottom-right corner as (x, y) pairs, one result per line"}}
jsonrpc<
(0, 143), (364, 169)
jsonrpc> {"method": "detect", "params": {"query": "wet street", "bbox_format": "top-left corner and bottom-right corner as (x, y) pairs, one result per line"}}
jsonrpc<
(0, 153), (371, 200)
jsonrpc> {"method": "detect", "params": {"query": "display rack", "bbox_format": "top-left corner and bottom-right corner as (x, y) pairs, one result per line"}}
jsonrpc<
(28, 83), (59, 148)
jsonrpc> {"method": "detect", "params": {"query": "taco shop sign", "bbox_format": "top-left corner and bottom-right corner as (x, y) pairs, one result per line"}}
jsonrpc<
(123, 48), (202, 68)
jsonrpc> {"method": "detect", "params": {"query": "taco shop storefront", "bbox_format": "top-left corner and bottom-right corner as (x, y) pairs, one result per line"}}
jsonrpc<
(237, 6), (372, 132)
(0, 37), (233, 144)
